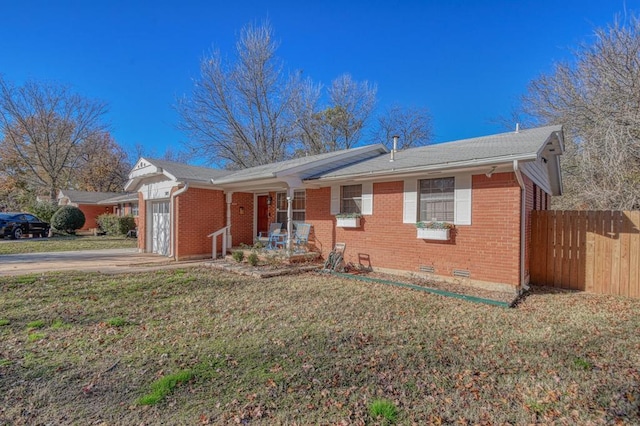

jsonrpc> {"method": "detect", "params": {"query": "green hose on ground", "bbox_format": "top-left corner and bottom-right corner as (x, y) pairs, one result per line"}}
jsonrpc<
(328, 271), (514, 308)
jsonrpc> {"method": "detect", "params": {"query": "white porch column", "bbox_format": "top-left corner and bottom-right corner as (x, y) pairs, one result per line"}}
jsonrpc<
(226, 191), (234, 249)
(286, 188), (294, 250)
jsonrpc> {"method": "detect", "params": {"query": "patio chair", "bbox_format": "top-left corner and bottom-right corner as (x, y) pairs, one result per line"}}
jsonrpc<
(292, 223), (312, 252)
(257, 223), (282, 245)
(267, 228), (286, 250)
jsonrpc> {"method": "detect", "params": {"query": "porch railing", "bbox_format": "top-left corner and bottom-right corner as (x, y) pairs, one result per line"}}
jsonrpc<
(208, 226), (230, 259)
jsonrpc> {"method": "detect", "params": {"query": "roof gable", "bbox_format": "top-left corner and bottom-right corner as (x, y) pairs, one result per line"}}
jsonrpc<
(125, 157), (231, 191)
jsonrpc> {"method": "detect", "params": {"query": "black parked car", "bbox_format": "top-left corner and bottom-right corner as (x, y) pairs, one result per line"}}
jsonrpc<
(0, 212), (50, 239)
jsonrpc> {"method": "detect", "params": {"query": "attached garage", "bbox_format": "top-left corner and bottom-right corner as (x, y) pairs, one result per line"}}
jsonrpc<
(151, 201), (170, 256)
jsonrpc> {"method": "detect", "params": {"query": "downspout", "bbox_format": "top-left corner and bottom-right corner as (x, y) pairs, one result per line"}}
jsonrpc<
(170, 182), (189, 259)
(513, 160), (527, 292)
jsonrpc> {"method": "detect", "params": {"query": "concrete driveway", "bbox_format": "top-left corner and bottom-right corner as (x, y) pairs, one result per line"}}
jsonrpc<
(0, 248), (197, 276)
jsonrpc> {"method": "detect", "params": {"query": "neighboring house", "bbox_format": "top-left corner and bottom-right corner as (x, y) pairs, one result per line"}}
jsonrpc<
(57, 190), (139, 230)
(125, 125), (564, 293)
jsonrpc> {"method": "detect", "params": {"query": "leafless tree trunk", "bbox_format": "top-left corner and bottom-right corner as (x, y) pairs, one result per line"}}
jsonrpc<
(521, 16), (640, 210)
(0, 78), (108, 198)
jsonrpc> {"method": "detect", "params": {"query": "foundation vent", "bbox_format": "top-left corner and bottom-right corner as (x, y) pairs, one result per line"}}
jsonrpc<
(419, 265), (435, 273)
(452, 269), (471, 278)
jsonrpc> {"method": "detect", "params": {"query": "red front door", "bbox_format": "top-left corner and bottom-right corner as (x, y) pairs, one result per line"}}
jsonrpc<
(257, 195), (269, 235)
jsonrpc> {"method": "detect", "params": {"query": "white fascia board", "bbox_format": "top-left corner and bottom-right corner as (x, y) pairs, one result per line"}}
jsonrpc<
(215, 177), (282, 191)
(535, 129), (564, 158)
(123, 179), (138, 192)
(310, 153), (538, 183)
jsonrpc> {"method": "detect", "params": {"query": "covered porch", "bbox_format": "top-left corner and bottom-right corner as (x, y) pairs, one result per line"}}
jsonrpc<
(208, 184), (314, 259)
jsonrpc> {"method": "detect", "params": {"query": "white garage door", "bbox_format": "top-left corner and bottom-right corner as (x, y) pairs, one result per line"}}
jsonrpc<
(152, 201), (170, 256)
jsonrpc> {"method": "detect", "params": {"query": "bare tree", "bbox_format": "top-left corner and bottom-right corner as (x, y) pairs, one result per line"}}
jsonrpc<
(177, 21), (298, 169)
(74, 132), (130, 192)
(292, 74), (377, 154)
(521, 16), (640, 210)
(372, 104), (433, 149)
(323, 74), (377, 151)
(0, 78), (108, 198)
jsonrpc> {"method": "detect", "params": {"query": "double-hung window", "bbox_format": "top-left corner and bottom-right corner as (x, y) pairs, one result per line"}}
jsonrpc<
(341, 184), (362, 214)
(276, 190), (306, 225)
(419, 177), (454, 222)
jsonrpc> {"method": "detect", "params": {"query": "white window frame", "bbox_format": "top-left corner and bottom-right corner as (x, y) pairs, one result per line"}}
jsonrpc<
(403, 174), (472, 225)
(419, 177), (455, 222)
(341, 184), (362, 214)
(276, 190), (306, 224)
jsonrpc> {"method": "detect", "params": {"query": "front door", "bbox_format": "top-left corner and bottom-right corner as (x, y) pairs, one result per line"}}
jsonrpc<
(257, 195), (269, 236)
(151, 201), (170, 256)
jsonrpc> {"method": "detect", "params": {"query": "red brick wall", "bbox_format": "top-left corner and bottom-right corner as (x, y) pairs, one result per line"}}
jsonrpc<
(137, 193), (146, 251)
(174, 187), (226, 259)
(307, 172), (523, 288)
(230, 192), (255, 246)
(78, 204), (114, 230)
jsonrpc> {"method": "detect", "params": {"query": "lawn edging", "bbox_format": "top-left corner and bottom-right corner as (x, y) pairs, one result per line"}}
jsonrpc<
(327, 271), (514, 308)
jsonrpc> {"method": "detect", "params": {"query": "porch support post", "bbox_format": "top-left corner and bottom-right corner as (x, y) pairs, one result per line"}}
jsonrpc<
(226, 191), (234, 249)
(286, 188), (294, 250)
(279, 176), (303, 252)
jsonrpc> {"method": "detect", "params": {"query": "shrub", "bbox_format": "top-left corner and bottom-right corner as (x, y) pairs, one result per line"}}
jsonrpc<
(232, 250), (244, 263)
(247, 252), (259, 266)
(50, 206), (85, 234)
(96, 214), (136, 235)
(27, 201), (59, 223)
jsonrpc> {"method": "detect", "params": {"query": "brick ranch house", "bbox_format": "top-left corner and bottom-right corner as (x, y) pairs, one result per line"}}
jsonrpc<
(125, 125), (564, 293)
(57, 190), (139, 231)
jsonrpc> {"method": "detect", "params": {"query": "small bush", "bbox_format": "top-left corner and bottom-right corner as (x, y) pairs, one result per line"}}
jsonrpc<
(27, 201), (59, 223)
(247, 252), (259, 266)
(232, 250), (244, 263)
(96, 214), (136, 235)
(50, 206), (85, 234)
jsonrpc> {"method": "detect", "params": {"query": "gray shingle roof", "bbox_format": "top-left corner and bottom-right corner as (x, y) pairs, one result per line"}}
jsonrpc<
(58, 190), (123, 204)
(310, 125), (563, 180)
(144, 158), (232, 183)
(98, 193), (139, 204)
(213, 144), (388, 184)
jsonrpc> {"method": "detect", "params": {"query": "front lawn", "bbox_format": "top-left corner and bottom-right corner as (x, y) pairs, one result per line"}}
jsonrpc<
(0, 235), (137, 255)
(1, 269), (638, 424)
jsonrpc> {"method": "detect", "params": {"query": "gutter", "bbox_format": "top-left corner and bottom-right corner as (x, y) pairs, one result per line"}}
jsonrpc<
(311, 153), (538, 183)
(512, 160), (527, 292)
(169, 182), (189, 259)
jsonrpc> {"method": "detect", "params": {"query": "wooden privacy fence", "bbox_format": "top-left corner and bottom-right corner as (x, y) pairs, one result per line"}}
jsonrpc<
(531, 210), (640, 297)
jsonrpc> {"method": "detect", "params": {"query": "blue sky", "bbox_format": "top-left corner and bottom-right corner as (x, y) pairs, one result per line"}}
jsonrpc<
(1, 1), (637, 160)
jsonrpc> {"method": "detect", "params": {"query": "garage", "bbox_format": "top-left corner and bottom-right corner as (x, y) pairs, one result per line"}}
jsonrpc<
(151, 201), (170, 256)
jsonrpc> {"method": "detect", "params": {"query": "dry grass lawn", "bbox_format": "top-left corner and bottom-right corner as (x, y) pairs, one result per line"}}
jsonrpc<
(0, 235), (137, 255)
(1, 268), (639, 424)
